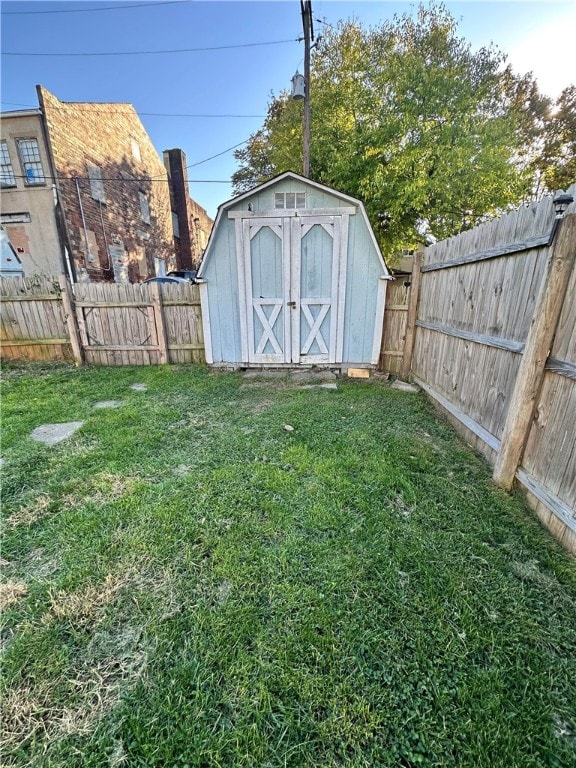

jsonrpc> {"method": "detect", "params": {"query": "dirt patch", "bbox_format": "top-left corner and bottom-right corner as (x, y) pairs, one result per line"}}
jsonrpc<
(0, 580), (28, 610)
(61, 472), (136, 509)
(30, 422), (84, 446)
(5, 493), (53, 528)
(45, 573), (128, 629)
(1, 623), (149, 760)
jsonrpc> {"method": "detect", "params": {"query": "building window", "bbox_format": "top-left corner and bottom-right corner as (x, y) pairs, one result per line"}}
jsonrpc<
(1, 141), (16, 188)
(131, 139), (141, 162)
(171, 211), (180, 238)
(154, 256), (166, 277)
(139, 191), (150, 224)
(0, 211), (31, 224)
(87, 164), (105, 202)
(16, 139), (45, 185)
(274, 191), (306, 209)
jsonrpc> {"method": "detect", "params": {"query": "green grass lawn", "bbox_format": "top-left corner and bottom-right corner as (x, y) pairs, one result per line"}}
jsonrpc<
(1, 362), (575, 768)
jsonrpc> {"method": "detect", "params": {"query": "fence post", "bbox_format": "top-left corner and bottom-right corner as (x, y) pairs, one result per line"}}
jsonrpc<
(493, 213), (576, 490)
(401, 246), (423, 379)
(150, 281), (169, 364)
(58, 275), (83, 366)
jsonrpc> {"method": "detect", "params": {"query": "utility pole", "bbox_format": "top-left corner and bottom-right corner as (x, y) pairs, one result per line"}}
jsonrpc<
(301, 0), (313, 178)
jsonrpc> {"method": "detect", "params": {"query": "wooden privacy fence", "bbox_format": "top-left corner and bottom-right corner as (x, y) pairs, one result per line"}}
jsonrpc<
(0, 277), (205, 366)
(379, 275), (410, 374)
(405, 187), (576, 552)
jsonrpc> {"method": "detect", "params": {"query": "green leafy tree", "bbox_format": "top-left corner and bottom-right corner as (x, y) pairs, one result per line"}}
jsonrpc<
(232, 4), (555, 257)
(532, 86), (576, 195)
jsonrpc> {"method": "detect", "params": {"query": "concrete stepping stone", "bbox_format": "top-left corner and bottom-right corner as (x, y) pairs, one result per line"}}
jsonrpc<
(300, 383), (338, 390)
(391, 380), (420, 393)
(130, 383), (147, 391)
(93, 400), (124, 409)
(30, 422), (84, 445)
(290, 369), (337, 383)
(243, 370), (287, 380)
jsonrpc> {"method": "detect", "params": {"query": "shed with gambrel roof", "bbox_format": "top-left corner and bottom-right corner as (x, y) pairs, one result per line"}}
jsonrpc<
(197, 171), (391, 369)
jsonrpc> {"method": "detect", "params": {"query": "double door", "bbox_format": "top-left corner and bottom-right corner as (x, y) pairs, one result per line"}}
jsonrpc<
(241, 214), (346, 365)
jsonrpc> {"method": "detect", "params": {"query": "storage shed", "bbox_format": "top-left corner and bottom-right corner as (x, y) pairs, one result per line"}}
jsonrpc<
(197, 172), (391, 369)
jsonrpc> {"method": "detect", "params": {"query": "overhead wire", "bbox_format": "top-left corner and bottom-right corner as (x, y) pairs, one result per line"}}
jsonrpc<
(2, 10), (271, 189)
(3, 1), (189, 15)
(186, 140), (250, 169)
(3, 38), (303, 57)
(0, 102), (264, 118)
(8, 174), (232, 183)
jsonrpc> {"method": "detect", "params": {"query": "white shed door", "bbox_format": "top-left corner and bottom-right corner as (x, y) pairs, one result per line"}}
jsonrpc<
(243, 215), (342, 365)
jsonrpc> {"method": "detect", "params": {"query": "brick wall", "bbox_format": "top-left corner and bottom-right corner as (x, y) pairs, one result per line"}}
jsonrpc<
(38, 86), (174, 283)
(163, 148), (213, 271)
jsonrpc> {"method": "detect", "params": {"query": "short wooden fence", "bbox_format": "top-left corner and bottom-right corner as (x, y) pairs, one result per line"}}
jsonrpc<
(0, 277), (205, 366)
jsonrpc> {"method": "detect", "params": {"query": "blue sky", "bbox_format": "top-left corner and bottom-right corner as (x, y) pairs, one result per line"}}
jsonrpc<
(1, 1), (574, 218)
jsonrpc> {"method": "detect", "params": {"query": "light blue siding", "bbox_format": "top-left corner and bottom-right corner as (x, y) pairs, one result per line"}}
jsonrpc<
(342, 210), (383, 363)
(203, 217), (242, 363)
(201, 172), (388, 367)
(227, 178), (354, 215)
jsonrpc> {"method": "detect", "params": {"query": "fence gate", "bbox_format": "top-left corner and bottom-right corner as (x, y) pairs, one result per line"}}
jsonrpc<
(74, 283), (162, 365)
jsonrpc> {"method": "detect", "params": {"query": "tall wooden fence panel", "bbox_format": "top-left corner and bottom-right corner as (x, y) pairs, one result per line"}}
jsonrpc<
(519, 240), (576, 542)
(411, 188), (576, 552)
(379, 278), (410, 373)
(0, 280), (205, 366)
(0, 277), (72, 361)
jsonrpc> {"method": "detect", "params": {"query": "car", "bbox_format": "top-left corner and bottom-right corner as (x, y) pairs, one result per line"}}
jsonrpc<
(167, 270), (197, 282)
(142, 276), (189, 285)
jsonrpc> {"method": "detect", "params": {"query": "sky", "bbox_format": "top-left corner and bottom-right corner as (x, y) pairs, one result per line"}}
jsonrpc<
(1, 0), (575, 219)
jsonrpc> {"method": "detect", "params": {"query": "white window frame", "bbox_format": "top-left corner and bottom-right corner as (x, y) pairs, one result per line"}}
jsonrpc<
(139, 191), (150, 224)
(0, 141), (16, 188)
(16, 138), (46, 186)
(131, 139), (141, 162)
(274, 191), (306, 209)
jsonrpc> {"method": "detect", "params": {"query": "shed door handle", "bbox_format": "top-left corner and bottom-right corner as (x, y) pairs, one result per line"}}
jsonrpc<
(287, 301), (296, 308)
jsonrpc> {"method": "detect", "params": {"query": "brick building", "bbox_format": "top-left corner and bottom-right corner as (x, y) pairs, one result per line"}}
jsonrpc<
(163, 148), (213, 272)
(1, 86), (186, 282)
(0, 108), (65, 276)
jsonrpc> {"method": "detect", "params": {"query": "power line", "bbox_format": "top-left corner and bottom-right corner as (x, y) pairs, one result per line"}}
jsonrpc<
(315, 17), (337, 30)
(142, 112), (264, 118)
(186, 140), (249, 169)
(0, 101), (264, 118)
(8, 174), (231, 183)
(3, 38), (302, 57)
(3, 1), (189, 15)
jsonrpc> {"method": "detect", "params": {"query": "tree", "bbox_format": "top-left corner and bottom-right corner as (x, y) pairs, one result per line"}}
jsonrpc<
(232, 4), (554, 258)
(532, 86), (576, 195)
